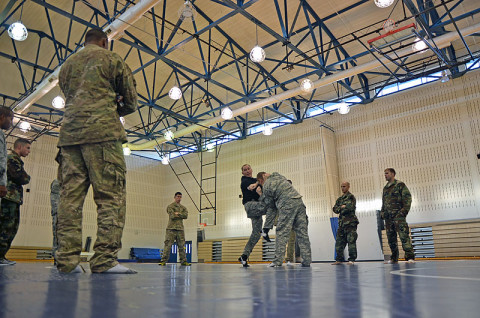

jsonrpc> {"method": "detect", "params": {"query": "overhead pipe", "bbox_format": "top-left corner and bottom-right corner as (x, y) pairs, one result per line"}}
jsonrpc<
(125, 21), (480, 151)
(12, 0), (162, 114)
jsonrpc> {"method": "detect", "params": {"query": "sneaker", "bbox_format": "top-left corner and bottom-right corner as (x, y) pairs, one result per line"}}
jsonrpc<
(261, 228), (271, 242)
(158, 262), (166, 266)
(331, 261), (342, 265)
(238, 254), (249, 267)
(286, 261), (294, 266)
(181, 261), (191, 266)
(0, 258), (15, 266)
(268, 262), (281, 267)
(407, 259), (416, 264)
(98, 264), (137, 274)
(385, 260), (398, 264)
(347, 261), (355, 265)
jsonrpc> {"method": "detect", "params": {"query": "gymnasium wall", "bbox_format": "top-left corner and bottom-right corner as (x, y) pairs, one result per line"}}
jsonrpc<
(9, 68), (480, 262)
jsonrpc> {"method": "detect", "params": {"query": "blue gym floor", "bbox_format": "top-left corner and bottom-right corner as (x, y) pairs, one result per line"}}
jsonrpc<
(0, 260), (479, 318)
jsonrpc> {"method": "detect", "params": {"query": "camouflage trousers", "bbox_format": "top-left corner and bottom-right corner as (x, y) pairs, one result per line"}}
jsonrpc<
(0, 199), (20, 259)
(161, 229), (187, 263)
(51, 205), (58, 261)
(335, 223), (358, 262)
(56, 141), (127, 273)
(285, 230), (296, 262)
(385, 216), (415, 261)
(263, 207), (278, 229)
(244, 200), (267, 218)
(242, 215), (263, 257)
(273, 199), (311, 266)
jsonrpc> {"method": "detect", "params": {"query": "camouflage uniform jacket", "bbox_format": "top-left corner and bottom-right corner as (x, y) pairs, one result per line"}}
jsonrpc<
(333, 191), (358, 226)
(166, 202), (188, 230)
(0, 130), (7, 187)
(4, 151), (30, 205)
(259, 172), (303, 210)
(58, 44), (138, 147)
(381, 180), (412, 219)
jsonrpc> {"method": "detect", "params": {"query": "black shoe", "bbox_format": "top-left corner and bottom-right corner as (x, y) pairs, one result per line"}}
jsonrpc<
(261, 228), (271, 242)
(238, 254), (249, 267)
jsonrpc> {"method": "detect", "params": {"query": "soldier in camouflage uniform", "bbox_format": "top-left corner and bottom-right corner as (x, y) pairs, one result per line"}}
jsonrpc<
(238, 164), (270, 267)
(56, 29), (137, 274)
(0, 138), (31, 266)
(0, 107), (14, 266)
(332, 182), (359, 265)
(159, 192), (190, 266)
(257, 172), (311, 267)
(381, 168), (415, 264)
(50, 179), (60, 262)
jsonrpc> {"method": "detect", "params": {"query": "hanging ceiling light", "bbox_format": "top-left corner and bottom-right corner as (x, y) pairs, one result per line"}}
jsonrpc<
(300, 79), (314, 93)
(250, 45), (266, 63)
(119, 116), (126, 126)
(168, 86), (182, 100)
(221, 107), (233, 120)
(52, 96), (65, 109)
(19, 121), (31, 132)
(263, 124), (273, 136)
(178, 1), (197, 21)
(337, 102), (350, 115)
(8, 22), (28, 41)
(161, 156), (170, 165)
(123, 147), (131, 156)
(374, 0), (395, 8)
(164, 129), (174, 141)
(441, 70), (450, 83)
(412, 38), (428, 53)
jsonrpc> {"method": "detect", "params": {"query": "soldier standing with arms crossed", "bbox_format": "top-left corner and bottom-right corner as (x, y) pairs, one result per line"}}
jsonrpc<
(331, 181), (358, 265)
(159, 192), (190, 266)
(56, 28), (137, 274)
(381, 168), (415, 264)
(0, 138), (31, 266)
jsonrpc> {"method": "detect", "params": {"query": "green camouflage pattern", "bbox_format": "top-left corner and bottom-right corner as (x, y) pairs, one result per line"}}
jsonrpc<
(50, 179), (60, 259)
(0, 130), (7, 187)
(335, 224), (358, 262)
(166, 202), (188, 230)
(333, 192), (359, 226)
(380, 180), (412, 219)
(381, 180), (414, 261)
(56, 141), (127, 273)
(260, 172), (311, 266)
(58, 44), (137, 147)
(4, 151), (30, 205)
(242, 215), (262, 257)
(160, 229), (187, 263)
(0, 200), (20, 258)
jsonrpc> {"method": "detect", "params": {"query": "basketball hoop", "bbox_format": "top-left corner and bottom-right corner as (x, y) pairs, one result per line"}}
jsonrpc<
(368, 22), (417, 49)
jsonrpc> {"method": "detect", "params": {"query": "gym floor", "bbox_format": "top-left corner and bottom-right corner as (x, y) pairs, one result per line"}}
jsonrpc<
(0, 260), (479, 318)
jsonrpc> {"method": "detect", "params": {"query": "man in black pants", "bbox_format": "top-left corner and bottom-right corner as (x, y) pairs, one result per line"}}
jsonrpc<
(238, 164), (269, 267)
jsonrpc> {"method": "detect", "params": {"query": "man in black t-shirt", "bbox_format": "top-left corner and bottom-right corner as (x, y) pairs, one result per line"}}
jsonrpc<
(238, 164), (269, 267)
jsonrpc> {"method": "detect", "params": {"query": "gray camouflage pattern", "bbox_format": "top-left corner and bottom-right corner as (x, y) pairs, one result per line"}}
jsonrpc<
(259, 172), (311, 266)
(0, 130), (7, 187)
(50, 179), (60, 259)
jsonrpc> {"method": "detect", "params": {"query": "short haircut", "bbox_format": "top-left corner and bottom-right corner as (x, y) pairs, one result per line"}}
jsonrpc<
(85, 28), (107, 43)
(241, 164), (250, 171)
(175, 192), (182, 197)
(385, 168), (396, 175)
(256, 172), (266, 181)
(14, 138), (31, 149)
(0, 106), (13, 118)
